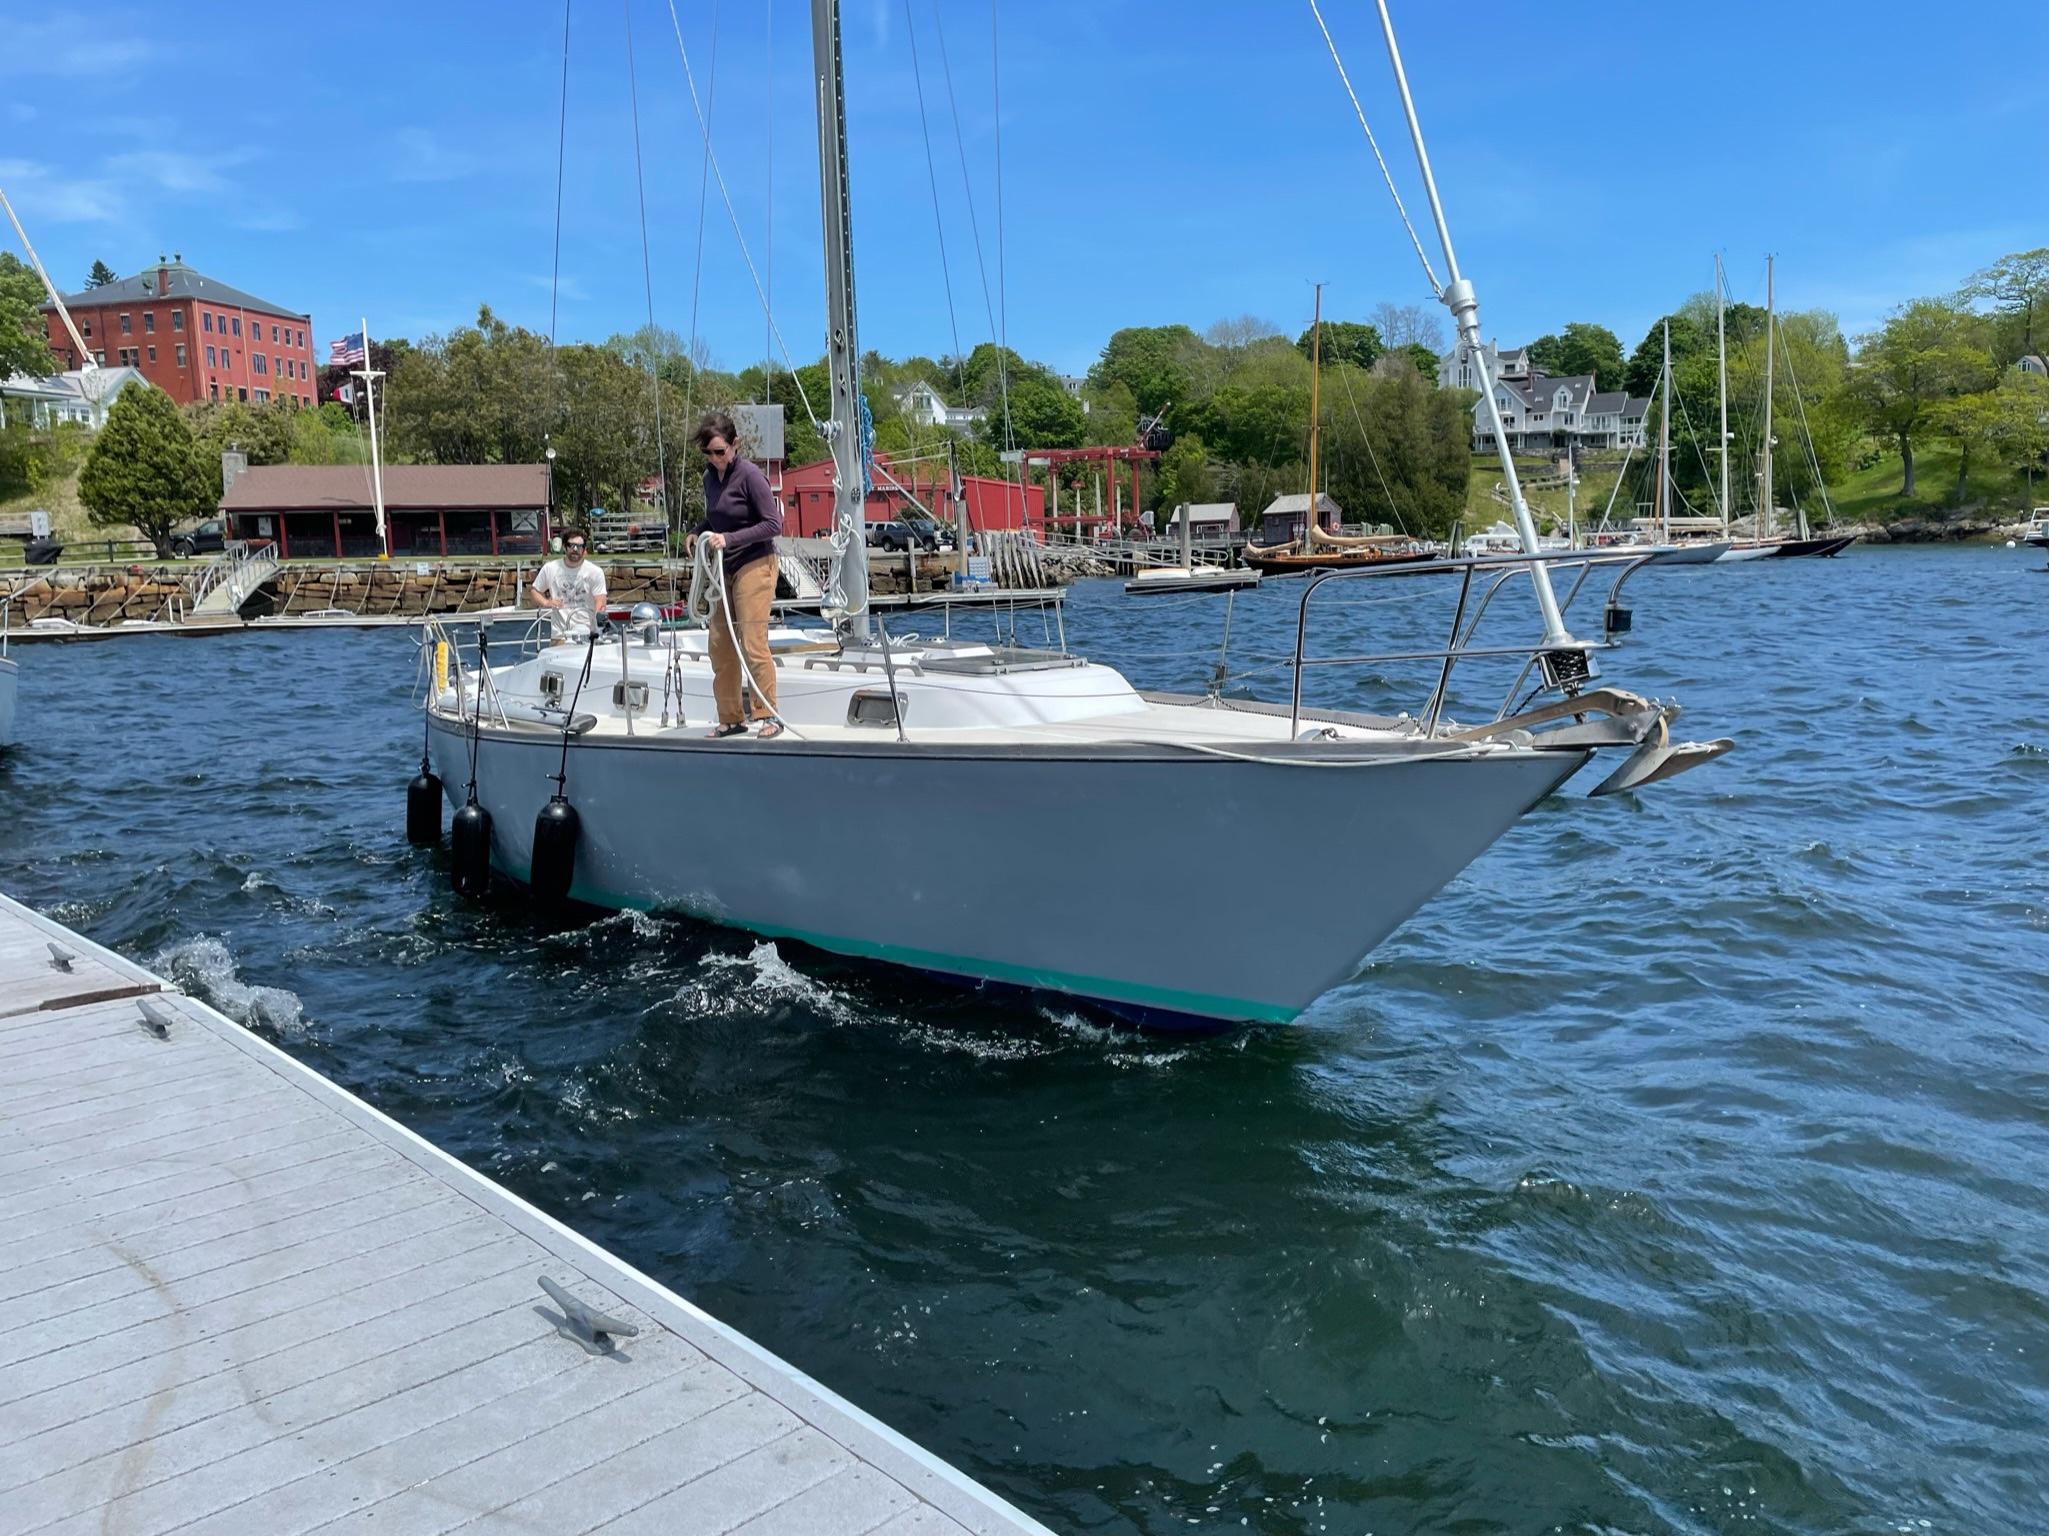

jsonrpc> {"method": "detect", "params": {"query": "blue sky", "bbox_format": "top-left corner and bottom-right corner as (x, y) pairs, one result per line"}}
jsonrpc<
(3, 1), (2044, 377)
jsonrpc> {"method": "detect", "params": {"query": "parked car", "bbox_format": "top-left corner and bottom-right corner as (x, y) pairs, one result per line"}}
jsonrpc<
(868, 520), (942, 552)
(170, 519), (227, 558)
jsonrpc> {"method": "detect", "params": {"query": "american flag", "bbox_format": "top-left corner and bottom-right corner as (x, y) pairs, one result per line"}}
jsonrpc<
(329, 332), (366, 366)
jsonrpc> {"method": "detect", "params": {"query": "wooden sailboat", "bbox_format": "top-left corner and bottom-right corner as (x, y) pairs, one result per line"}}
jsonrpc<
(1717, 256), (1854, 561)
(1241, 285), (1439, 576)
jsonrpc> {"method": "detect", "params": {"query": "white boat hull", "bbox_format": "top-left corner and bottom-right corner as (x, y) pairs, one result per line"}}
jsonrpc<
(426, 706), (1588, 1027)
(1643, 540), (1732, 565)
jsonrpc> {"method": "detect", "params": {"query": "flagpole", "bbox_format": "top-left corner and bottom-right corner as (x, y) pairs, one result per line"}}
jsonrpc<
(353, 318), (389, 559)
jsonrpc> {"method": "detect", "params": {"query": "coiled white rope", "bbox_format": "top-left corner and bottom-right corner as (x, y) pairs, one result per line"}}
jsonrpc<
(687, 538), (805, 740)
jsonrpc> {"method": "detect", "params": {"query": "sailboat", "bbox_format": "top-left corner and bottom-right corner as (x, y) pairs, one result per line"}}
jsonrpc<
(1717, 256), (1855, 561)
(1635, 320), (1732, 564)
(1239, 285), (1439, 576)
(417, 0), (1730, 1029)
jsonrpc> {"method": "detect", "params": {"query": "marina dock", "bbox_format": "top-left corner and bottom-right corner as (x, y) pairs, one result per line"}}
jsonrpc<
(0, 891), (1052, 1535)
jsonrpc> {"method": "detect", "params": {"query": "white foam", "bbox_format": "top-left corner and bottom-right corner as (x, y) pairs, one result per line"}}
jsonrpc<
(699, 941), (858, 1024)
(154, 935), (308, 1039)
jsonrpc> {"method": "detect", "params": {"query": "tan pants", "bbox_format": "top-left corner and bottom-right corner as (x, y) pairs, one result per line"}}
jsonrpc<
(708, 555), (778, 724)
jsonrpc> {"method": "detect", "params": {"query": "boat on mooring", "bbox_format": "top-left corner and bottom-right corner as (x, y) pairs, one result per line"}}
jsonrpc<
(410, 0), (1732, 1028)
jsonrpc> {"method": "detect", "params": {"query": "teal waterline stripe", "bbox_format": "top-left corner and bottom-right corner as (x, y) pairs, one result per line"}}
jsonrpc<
(535, 865), (1298, 1024)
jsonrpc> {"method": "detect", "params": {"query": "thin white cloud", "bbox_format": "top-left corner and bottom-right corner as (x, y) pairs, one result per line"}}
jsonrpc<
(237, 209), (307, 234)
(390, 128), (483, 184)
(0, 158), (123, 224)
(0, 19), (157, 78)
(526, 274), (589, 303)
(105, 149), (257, 196)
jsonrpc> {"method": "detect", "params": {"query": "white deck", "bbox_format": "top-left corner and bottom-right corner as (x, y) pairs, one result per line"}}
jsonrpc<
(0, 891), (1052, 1536)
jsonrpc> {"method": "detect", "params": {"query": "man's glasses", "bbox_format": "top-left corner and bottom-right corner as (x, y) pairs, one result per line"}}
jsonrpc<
(564, 543), (585, 552)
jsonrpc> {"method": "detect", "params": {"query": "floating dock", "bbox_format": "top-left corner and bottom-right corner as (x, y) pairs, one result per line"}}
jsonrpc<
(0, 891), (1051, 1535)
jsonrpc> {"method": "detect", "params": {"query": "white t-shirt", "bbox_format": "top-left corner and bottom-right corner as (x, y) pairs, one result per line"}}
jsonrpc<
(534, 556), (608, 634)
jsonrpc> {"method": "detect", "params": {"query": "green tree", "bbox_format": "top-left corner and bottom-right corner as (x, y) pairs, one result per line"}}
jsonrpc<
(1088, 324), (1211, 415)
(186, 399), (296, 491)
(1527, 322), (1626, 390)
(1845, 299), (1995, 498)
(85, 260), (118, 289)
(1296, 319), (1382, 373)
(1155, 433), (1216, 510)
(78, 386), (214, 556)
(1393, 342), (1438, 380)
(1931, 373), (2049, 503)
(1623, 313), (1707, 398)
(1964, 247), (2049, 363)
(1, 253), (58, 379)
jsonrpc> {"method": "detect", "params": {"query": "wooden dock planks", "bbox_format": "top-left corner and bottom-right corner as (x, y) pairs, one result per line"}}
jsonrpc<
(0, 891), (1051, 1536)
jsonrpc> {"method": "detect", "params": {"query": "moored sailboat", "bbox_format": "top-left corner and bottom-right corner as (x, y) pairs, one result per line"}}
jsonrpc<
(417, 0), (1731, 1027)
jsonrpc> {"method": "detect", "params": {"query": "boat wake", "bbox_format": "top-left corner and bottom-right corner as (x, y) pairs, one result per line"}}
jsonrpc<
(154, 934), (308, 1039)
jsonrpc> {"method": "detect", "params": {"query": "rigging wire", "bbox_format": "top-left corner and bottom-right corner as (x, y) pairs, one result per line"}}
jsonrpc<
(903, 0), (968, 402)
(1331, 356), (1413, 535)
(661, 0), (823, 431)
(1775, 323), (1839, 523)
(929, 3), (1002, 362)
(622, 0), (669, 522)
(1303, 0), (1441, 298)
(682, 0), (722, 443)
(547, 0), (573, 474)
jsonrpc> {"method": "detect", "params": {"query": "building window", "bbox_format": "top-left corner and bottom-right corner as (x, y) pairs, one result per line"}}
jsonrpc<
(206, 345), (216, 367)
(120, 313), (132, 333)
(254, 388), (269, 403)
(231, 317), (241, 337)
(176, 344), (187, 365)
(143, 312), (155, 333)
(203, 312), (213, 333)
(210, 382), (220, 400)
(237, 387), (247, 401)
(253, 353), (266, 375)
(269, 324), (278, 342)
(172, 311), (184, 331)
(147, 345), (157, 363)
(93, 350), (105, 365)
(81, 319), (93, 336)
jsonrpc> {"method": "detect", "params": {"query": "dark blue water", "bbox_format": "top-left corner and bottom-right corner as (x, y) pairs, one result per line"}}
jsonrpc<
(3, 545), (2044, 1535)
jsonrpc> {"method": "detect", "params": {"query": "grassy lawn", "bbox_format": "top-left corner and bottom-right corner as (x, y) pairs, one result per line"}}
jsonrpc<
(0, 465), (95, 540)
(1825, 445), (2043, 525)
(1463, 453), (1635, 534)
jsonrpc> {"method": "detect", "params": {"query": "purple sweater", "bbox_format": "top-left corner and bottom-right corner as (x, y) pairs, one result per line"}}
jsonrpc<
(703, 457), (782, 576)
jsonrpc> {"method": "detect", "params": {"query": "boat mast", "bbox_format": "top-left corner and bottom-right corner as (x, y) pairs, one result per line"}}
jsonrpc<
(811, 0), (870, 638)
(1715, 254), (1730, 537)
(1760, 254), (1775, 541)
(0, 183), (93, 371)
(1373, 0), (1569, 645)
(1302, 282), (1324, 555)
(1659, 319), (1671, 544)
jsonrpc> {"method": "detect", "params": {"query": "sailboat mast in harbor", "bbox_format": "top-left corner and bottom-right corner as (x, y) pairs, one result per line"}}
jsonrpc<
(1302, 282), (1324, 555)
(1659, 320), (1673, 544)
(1760, 254), (1776, 540)
(812, 0), (870, 637)
(1716, 255), (1731, 537)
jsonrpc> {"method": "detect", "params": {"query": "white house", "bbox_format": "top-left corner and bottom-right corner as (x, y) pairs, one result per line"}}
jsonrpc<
(1437, 338), (1532, 392)
(895, 380), (987, 431)
(0, 366), (151, 430)
(1469, 369), (1650, 454)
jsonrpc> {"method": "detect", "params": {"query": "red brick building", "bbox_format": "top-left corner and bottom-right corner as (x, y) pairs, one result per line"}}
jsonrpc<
(779, 453), (1044, 539)
(41, 255), (316, 410)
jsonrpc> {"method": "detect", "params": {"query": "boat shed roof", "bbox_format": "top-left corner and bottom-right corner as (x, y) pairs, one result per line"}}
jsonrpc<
(221, 464), (551, 513)
(1260, 492), (1341, 516)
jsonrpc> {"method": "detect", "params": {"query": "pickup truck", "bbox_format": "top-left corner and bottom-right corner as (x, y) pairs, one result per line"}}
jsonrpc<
(868, 520), (946, 552)
(170, 519), (228, 558)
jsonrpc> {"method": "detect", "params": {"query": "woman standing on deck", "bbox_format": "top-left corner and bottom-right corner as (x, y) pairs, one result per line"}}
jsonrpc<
(689, 412), (785, 740)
